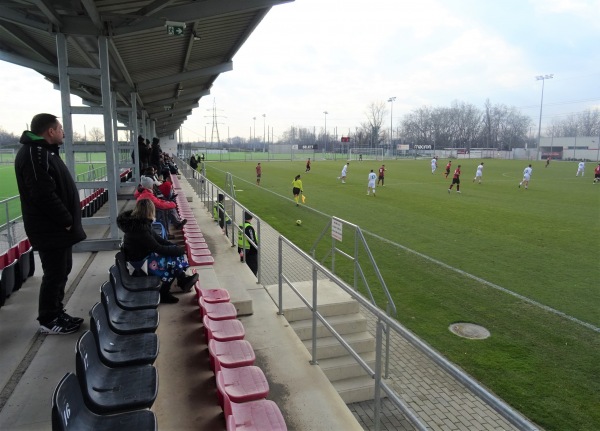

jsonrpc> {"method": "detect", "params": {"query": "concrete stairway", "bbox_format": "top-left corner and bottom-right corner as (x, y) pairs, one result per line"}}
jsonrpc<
(266, 280), (379, 403)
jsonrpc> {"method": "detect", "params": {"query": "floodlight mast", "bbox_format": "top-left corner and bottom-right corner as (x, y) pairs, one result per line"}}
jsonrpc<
(535, 74), (553, 161)
(388, 97), (396, 149)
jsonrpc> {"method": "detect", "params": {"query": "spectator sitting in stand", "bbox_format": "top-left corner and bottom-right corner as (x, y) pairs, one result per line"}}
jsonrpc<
(135, 176), (186, 231)
(163, 153), (179, 175)
(158, 173), (177, 201)
(117, 199), (198, 304)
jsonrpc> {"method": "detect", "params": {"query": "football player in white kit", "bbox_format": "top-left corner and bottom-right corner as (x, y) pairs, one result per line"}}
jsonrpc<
(338, 162), (349, 183)
(576, 161), (585, 176)
(431, 157), (438, 174)
(519, 164), (533, 189)
(473, 162), (484, 183)
(367, 169), (377, 196)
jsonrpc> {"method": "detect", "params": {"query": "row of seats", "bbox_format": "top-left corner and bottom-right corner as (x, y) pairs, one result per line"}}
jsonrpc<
(0, 238), (34, 308)
(80, 188), (108, 218)
(51, 253), (162, 430)
(81, 167), (131, 218)
(194, 283), (287, 430)
(170, 175), (214, 266)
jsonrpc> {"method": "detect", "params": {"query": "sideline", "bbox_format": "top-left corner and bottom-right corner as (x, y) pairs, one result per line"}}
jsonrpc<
(210, 168), (599, 334)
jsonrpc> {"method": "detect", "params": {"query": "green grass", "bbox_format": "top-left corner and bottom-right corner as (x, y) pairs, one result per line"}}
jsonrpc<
(205, 158), (600, 431)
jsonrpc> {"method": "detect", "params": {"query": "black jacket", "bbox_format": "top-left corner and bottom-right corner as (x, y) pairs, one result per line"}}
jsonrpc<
(14, 131), (86, 251)
(116, 210), (184, 262)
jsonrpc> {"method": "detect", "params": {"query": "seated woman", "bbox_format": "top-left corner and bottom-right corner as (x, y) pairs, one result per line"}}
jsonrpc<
(117, 198), (198, 304)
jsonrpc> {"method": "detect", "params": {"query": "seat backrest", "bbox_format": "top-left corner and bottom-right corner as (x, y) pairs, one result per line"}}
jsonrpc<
(108, 265), (123, 290)
(89, 302), (114, 349)
(8, 245), (19, 262)
(215, 371), (233, 416)
(100, 282), (116, 313)
(75, 331), (107, 400)
(202, 315), (214, 341)
(18, 239), (32, 255)
(51, 373), (86, 431)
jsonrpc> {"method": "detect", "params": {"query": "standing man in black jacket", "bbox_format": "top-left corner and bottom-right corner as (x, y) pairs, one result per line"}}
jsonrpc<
(15, 113), (87, 335)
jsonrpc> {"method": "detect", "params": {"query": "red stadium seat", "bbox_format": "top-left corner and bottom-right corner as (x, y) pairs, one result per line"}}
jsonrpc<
(203, 315), (245, 342)
(194, 286), (230, 303)
(215, 362), (269, 405)
(199, 297), (237, 321)
(216, 372), (286, 431)
(208, 339), (255, 370)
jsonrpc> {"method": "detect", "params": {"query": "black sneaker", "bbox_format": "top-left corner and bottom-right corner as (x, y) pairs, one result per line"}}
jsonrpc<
(39, 315), (80, 335)
(179, 273), (199, 292)
(62, 310), (84, 325)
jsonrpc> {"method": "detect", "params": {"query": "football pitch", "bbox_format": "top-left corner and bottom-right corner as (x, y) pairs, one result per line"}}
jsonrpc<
(205, 157), (599, 431)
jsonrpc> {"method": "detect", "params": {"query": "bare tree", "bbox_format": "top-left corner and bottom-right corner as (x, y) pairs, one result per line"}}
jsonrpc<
(88, 127), (104, 143)
(363, 101), (386, 147)
(548, 109), (600, 138)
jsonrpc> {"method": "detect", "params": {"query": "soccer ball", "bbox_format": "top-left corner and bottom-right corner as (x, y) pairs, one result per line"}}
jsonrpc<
(296, 219), (302, 226)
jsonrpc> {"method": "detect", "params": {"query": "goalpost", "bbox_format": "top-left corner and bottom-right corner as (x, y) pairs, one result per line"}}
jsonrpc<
(348, 148), (384, 161)
(0, 148), (15, 164)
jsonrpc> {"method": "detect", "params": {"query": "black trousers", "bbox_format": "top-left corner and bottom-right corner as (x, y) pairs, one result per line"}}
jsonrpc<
(245, 252), (258, 276)
(37, 246), (73, 324)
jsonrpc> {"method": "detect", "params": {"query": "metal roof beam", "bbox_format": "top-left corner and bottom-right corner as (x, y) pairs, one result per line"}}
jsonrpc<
(0, 21), (56, 65)
(0, 5), (50, 32)
(134, 0), (176, 18)
(112, 0), (293, 36)
(152, 105), (197, 118)
(137, 62), (232, 91)
(0, 50), (55, 74)
(31, 0), (62, 28)
(145, 87), (210, 106)
(80, 0), (102, 30)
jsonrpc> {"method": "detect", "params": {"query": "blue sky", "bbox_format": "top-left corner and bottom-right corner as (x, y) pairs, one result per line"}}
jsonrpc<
(1, 0), (599, 142)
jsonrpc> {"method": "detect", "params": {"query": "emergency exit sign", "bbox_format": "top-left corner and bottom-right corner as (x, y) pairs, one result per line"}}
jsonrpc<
(167, 25), (184, 36)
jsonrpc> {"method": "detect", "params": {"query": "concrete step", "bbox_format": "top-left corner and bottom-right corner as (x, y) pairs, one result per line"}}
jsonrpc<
(265, 280), (359, 323)
(303, 331), (375, 360)
(319, 351), (377, 382)
(333, 375), (380, 404)
(283, 299), (359, 323)
(290, 313), (367, 340)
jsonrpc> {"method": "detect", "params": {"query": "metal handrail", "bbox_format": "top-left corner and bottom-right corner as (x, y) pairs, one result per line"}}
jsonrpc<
(310, 216), (397, 318)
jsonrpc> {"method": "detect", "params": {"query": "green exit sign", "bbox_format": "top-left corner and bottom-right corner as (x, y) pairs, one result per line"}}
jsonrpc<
(167, 25), (184, 36)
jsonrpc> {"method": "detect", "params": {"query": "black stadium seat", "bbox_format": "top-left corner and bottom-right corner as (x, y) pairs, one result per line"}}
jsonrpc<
(51, 372), (157, 431)
(108, 267), (160, 310)
(100, 283), (159, 335)
(114, 252), (161, 291)
(89, 302), (159, 367)
(75, 331), (158, 414)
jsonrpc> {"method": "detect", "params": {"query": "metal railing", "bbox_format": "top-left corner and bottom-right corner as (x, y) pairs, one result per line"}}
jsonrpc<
(310, 217), (397, 378)
(0, 196), (24, 249)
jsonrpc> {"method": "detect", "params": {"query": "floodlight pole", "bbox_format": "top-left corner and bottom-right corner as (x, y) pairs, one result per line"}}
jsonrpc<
(323, 111), (328, 153)
(252, 116), (256, 152)
(262, 113), (266, 152)
(388, 97), (396, 150)
(535, 74), (553, 161)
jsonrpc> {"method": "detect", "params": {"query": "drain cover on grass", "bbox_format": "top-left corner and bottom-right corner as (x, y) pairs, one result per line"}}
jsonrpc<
(449, 322), (490, 339)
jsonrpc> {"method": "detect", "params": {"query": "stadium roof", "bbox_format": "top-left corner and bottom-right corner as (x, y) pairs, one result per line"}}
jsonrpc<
(0, 0), (292, 137)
